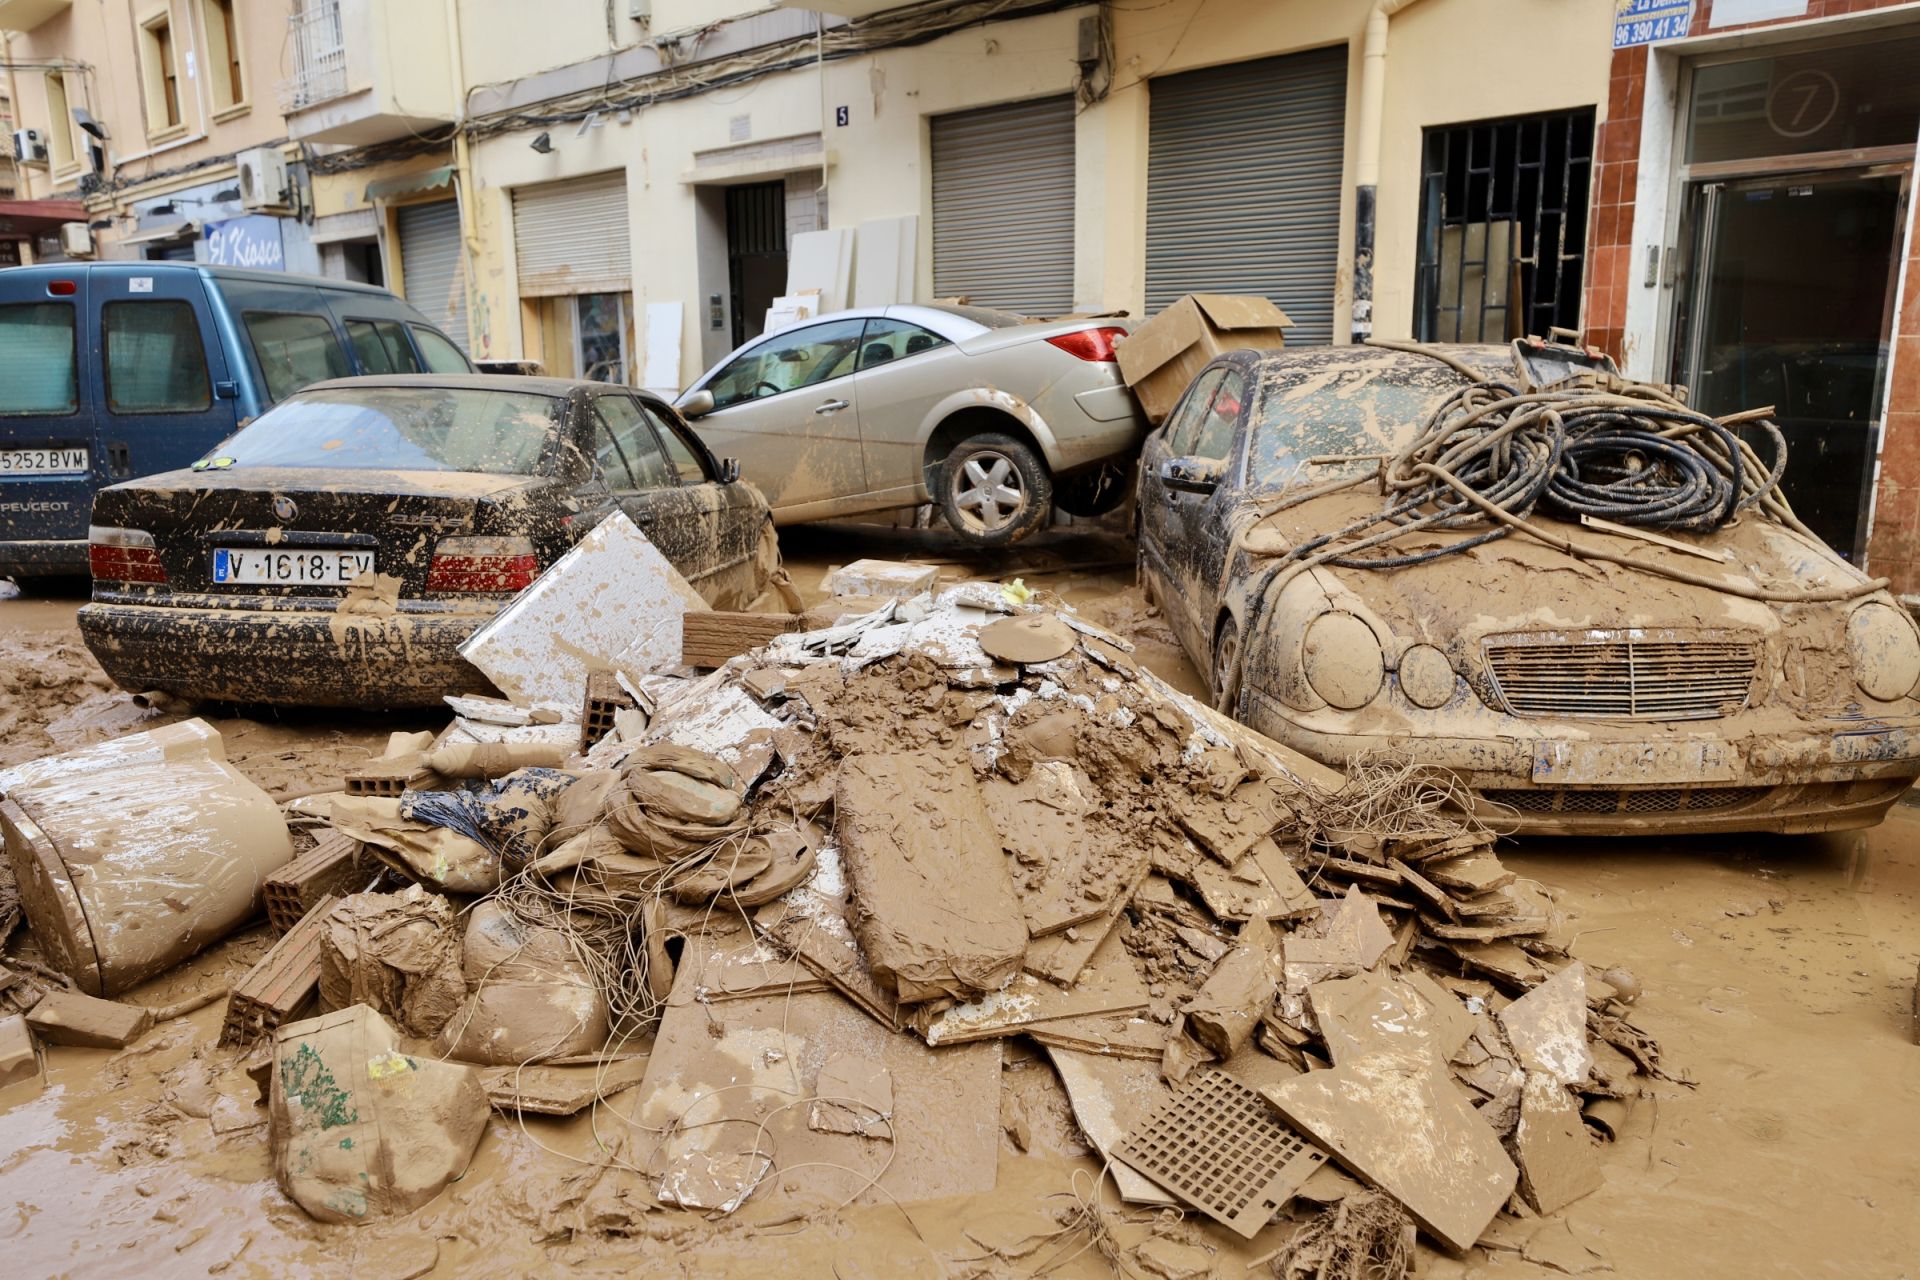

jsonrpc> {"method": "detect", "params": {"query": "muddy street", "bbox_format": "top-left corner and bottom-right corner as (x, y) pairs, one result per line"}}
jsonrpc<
(2, 529), (1918, 1279)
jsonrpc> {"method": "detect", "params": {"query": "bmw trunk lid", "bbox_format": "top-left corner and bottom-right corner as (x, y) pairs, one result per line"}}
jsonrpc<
(90, 467), (561, 601)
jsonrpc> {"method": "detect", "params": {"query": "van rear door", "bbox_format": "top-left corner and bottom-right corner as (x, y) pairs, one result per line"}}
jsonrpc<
(88, 264), (239, 486)
(0, 272), (94, 572)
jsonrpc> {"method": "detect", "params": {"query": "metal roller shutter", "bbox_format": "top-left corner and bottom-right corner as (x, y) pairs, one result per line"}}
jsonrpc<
(396, 199), (469, 353)
(513, 170), (633, 297)
(1146, 48), (1348, 345)
(932, 95), (1075, 316)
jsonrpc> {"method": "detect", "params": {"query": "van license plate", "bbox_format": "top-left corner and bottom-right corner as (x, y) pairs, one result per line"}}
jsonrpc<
(213, 548), (374, 586)
(0, 447), (88, 476)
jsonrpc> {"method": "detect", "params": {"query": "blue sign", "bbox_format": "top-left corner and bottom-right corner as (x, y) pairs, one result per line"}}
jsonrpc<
(202, 215), (285, 270)
(1613, 0), (1692, 47)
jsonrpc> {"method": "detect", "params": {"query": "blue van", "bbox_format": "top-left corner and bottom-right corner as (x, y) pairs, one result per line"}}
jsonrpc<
(0, 262), (472, 581)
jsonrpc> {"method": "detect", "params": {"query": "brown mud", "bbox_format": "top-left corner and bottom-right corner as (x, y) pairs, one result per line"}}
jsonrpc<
(3, 539), (1919, 1277)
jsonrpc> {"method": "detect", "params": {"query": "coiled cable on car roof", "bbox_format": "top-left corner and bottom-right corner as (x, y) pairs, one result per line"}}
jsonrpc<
(1215, 339), (1888, 717)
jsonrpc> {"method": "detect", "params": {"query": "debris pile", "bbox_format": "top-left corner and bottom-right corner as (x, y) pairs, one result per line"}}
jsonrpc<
(0, 570), (1667, 1266)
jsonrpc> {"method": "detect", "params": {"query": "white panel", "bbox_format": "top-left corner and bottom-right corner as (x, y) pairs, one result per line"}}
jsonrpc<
(787, 228), (855, 313)
(852, 215), (919, 307)
(644, 301), (683, 392)
(458, 511), (708, 706)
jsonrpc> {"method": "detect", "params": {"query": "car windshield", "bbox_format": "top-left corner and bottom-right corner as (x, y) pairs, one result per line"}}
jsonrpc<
(1244, 361), (1487, 495)
(210, 387), (562, 474)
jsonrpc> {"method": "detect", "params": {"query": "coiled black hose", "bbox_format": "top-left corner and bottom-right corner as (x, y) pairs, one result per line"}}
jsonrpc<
(1276, 348), (1794, 573)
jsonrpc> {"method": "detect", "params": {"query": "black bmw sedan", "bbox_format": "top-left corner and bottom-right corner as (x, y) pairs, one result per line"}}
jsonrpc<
(78, 375), (779, 708)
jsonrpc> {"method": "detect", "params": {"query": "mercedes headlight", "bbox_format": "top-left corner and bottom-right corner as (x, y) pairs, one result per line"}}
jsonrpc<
(1847, 602), (1920, 702)
(1302, 613), (1384, 710)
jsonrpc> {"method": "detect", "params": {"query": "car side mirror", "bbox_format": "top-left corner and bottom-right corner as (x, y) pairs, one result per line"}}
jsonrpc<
(1160, 456), (1221, 496)
(718, 457), (742, 484)
(679, 389), (715, 419)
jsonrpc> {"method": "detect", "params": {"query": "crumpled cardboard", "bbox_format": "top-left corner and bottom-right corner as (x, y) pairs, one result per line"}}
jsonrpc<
(270, 1004), (488, 1223)
(436, 901), (610, 1065)
(318, 886), (467, 1038)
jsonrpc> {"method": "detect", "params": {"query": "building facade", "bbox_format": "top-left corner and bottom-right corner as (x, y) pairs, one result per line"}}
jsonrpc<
(0, 1), (323, 269)
(1585, 0), (1920, 604)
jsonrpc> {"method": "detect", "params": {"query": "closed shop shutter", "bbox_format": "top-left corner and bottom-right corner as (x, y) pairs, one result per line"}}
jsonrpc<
(397, 199), (469, 352)
(1146, 48), (1348, 345)
(932, 95), (1075, 316)
(513, 171), (632, 297)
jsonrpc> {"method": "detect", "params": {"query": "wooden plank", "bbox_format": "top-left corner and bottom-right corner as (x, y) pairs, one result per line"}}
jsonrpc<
(680, 611), (803, 669)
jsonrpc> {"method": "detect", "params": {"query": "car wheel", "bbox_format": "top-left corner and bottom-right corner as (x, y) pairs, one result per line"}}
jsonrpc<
(937, 433), (1052, 547)
(1054, 460), (1136, 519)
(1212, 615), (1243, 715)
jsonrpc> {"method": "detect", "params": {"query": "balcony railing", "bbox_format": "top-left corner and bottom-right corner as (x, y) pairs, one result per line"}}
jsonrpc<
(279, 1), (350, 112)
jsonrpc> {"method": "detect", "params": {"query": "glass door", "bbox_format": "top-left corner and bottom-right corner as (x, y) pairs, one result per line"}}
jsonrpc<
(1672, 168), (1907, 561)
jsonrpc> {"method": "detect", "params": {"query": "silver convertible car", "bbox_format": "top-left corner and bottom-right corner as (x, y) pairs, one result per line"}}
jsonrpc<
(676, 304), (1148, 546)
(1137, 344), (1920, 836)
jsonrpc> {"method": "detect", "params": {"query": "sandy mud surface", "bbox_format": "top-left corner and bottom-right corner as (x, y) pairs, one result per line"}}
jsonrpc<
(2, 534), (1916, 1278)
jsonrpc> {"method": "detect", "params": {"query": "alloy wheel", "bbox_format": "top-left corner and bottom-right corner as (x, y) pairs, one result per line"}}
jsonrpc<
(952, 451), (1027, 534)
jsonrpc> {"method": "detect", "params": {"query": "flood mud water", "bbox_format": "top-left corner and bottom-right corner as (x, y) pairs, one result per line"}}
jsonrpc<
(2, 533), (1917, 1278)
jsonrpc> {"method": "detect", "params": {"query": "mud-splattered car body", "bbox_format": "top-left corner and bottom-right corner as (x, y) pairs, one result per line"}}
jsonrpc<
(78, 375), (777, 708)
(677, 305), (1148, 546)
(1137, 345), (1920, 835)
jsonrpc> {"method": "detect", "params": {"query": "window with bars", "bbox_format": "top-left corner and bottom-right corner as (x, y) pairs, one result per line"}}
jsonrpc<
(1415, 108), (1595, 344)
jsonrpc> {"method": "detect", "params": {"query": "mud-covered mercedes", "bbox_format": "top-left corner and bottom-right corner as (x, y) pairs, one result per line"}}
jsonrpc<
(1137, 343), (1920, 835)
(78, 375), (779, 708)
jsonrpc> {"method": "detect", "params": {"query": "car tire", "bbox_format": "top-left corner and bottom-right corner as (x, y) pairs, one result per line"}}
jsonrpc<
(1212, 615), (1243, 715)
(1054, 460), (1135, 519)
(937, 433), (1052, 547)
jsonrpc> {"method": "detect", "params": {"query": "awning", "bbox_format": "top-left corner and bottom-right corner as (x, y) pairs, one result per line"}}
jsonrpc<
(364, 165), (456, 204)
(120, 217), (200, 246)
(0, 198), (88, 237)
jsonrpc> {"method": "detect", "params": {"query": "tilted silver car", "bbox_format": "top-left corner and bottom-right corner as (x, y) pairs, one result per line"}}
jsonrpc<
(676, 304), (1149, 545)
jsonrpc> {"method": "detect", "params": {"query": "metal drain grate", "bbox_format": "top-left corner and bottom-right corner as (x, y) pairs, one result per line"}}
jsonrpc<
(1112, 1069), (1326, 1238)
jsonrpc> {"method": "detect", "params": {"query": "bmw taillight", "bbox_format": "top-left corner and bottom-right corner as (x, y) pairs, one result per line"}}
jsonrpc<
(89, 526), (168, 584)
(428, 536), (538, 594)
(1045, 326), (1127, 362)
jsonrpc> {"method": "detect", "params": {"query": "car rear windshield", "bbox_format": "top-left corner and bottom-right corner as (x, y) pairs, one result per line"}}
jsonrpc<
(0, 302), (79, 417)
(211, 387), (562, 475)
(1245, 362), (1482, 494)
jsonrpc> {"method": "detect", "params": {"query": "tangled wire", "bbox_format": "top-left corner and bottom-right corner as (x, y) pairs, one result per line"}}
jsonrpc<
(1275, 341), (1796, 574)
(1230, 341), (1888, 633)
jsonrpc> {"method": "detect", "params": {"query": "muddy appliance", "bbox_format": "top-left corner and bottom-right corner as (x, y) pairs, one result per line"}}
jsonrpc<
(0, 720), (293, 996)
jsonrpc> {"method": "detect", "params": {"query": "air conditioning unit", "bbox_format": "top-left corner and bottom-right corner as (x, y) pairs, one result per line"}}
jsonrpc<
(12, 128), (49, 168)
(237, 146), (291, 212)
(58, 222), (95, 259)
